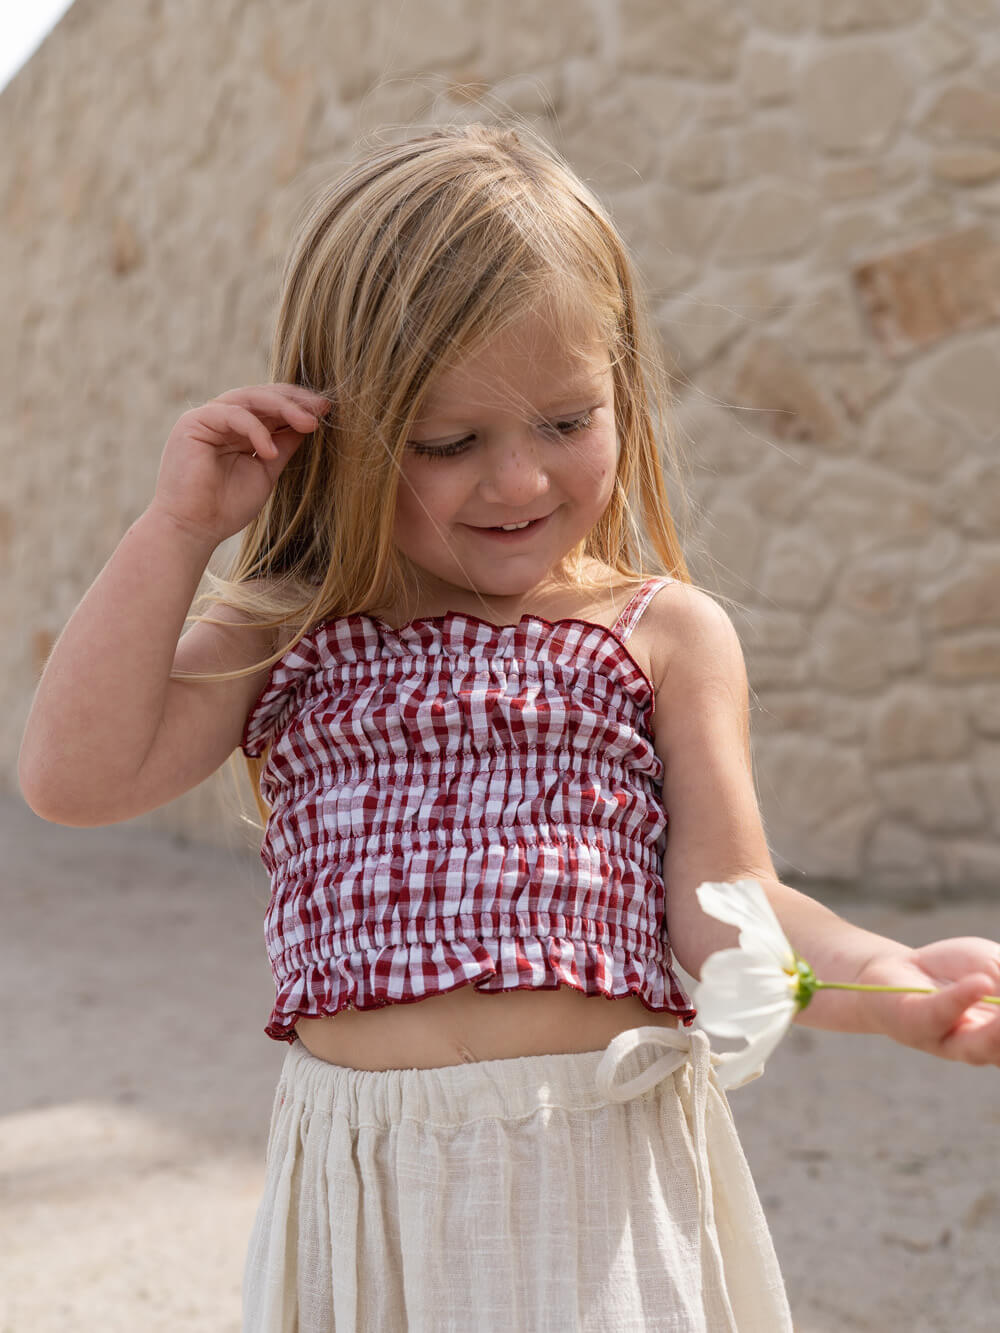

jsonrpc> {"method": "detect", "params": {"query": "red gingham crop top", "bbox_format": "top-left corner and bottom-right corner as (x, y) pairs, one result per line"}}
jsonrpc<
(240, 575), (697, 1042)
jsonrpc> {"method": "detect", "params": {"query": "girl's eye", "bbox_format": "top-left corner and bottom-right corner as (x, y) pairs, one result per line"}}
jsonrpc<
(407, 410), (595, 461)
(408, 436), (474, 460)
(549, 411), (593, 436)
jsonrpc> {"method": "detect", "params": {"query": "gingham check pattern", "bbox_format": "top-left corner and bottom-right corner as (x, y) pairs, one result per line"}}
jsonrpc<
(242, 576), (696, 1041)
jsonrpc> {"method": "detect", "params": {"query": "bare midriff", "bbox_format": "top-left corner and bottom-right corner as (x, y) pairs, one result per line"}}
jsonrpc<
(293, 984), (681, 1071)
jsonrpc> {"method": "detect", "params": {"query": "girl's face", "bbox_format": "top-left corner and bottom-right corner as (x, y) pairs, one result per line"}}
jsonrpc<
(392, 308), (619, 617)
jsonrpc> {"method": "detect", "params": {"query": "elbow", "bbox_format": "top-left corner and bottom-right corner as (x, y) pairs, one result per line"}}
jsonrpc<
(18, 778), (91, 827)
(17, 757), (105, 828)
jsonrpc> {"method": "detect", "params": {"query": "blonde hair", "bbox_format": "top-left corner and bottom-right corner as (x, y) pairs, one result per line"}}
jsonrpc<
(176, 121), (696, 830)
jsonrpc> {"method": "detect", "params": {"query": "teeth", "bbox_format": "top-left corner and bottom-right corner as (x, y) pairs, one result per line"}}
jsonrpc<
(498, 521), (531, 530)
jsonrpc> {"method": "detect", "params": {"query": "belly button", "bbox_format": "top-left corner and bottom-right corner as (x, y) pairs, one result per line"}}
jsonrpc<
(457, 1043), (477, 1064)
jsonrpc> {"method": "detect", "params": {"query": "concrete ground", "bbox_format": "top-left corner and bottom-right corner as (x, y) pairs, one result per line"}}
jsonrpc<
(1, 792), (998, 1332)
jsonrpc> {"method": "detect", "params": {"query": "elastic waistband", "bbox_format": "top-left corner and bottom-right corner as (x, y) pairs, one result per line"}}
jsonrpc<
(275, 1027), (715, 1131)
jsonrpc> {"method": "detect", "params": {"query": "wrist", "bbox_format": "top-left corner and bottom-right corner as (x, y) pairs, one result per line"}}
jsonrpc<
(141, 502), (222, 559)
(794, 944), (920, 1036)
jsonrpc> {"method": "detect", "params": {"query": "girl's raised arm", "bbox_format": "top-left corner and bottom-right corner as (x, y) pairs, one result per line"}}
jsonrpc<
(18, 384), (328, 826)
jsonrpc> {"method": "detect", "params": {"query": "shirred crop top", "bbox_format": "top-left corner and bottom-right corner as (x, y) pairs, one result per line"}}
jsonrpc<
(241, 575), (697, 1042)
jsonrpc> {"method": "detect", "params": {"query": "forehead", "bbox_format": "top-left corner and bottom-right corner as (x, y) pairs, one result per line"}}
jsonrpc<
(420, 310), (612, 416)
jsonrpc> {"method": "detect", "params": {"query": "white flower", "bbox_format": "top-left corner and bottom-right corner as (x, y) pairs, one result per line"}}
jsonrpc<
(692, 879), (816, 1090)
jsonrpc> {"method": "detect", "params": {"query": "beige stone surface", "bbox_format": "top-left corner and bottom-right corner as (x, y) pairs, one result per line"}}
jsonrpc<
(3, 792), (999, 1333)
(3, 0), (1000, 910)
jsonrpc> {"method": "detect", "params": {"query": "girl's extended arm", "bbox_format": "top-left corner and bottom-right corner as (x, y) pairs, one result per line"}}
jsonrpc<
(18, 384), (328, 826)
(649, 581), (1000, 1067)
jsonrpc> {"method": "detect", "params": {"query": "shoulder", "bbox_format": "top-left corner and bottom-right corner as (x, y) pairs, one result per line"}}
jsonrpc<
(636, 579), (747, 699)
(640, 582), (753, 788)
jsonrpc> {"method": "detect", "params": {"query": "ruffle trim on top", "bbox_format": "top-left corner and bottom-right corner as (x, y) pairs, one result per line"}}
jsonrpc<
(263, 933), (697, 1042)
(241, 610), (658, 759)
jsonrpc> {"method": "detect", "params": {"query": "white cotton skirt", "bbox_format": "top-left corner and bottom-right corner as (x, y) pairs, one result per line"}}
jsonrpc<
(241, 1026), (792, 1332)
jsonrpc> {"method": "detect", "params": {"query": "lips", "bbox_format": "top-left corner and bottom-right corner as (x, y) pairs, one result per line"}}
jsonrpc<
(476, 515), (548, 529)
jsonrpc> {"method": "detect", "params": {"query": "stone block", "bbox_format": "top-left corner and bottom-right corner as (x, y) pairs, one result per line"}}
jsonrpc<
(917, 335), (1000, 443)
(799, 43), (910, 155)
(874, 762), (989, 832)
(931, 632), (1000, 680)
(666, 131), (729, 193)
(756, 531), (838, 610)
(619, 0), (746, 80)
(715, 186), (819, 263)
(941, 840), (1000, 893)
(972, 742), (1000, 825)
(852, 227), (1000, 358)
(918, 85), (1000, 145)
(803, 461), (933, 551)
(726, 336), (841, 444)
(835, 552), (916, 620)
(748, 0), (810, 32)
(698, 90), (743, 126)
(611, 182), (707, 295)
(737, 451), (822, 520)
(811, 611), (922, 693)
(692, 495), (766, 599)
(895, 187), (955, 231)
(967, 685), (1000, 737)
(913, 21), (974, 76)
(561, 96), (658, 192)
(949, 0), (1000, 24)
(868, 819), (941, 881)
(744, 653), (813, 689)
(824, 362), (897, 424)
(743, 607), (811, 653)
(819, 0), (928, 33)
(784, 282), (868, 359)
(676, 398), (767, 476)
(932, 149), (1000, 185)
(922, 555), (1000, 632)
(482, 0), (596, 73)
(867, 684), (971, 765)
(820, 211), (892, 267)
(864, 401), (966, 480)
(820, 165), (882, 201)
(736, 125), (816, 187)
(741, 43), (794, 106)
(751, 692), (825, 734)
(662, 271), (787, 373)
(753, 733), (873, 879)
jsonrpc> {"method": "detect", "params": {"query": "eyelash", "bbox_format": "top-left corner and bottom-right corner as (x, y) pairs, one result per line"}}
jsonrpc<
(408, 411), (595, 461)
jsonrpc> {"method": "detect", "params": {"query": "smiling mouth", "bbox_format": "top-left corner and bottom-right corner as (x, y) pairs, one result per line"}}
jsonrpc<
(475, 515), (548, 531)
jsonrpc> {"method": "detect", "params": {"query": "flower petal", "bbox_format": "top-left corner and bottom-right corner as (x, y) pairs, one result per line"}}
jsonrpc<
(712, 1011), (795, 1091)
(696, 878), (796, 970)
(694, 948), (797, 1038)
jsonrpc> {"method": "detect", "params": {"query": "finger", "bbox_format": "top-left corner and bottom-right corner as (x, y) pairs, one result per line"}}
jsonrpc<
(930, 974), (999, 1057)
(193, 402), (285, 459)
(216, 389), (322, 437)
(219, 384), (331, 422)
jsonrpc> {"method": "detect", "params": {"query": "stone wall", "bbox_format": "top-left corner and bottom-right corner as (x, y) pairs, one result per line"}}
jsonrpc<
(3, 0), (999, 894)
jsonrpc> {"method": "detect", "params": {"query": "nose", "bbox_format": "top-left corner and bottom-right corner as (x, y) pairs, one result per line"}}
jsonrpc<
(477, 429), (551, 507)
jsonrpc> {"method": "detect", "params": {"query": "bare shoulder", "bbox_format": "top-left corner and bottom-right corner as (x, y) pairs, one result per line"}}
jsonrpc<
(636, 579), (747, 697)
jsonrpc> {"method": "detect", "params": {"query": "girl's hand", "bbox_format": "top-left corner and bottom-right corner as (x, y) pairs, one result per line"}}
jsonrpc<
(148, 384), (331, 547)
(854, 936), (1000, 1066)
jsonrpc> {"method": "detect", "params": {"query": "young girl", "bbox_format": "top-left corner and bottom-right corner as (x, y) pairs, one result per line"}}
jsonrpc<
(19, 123), (1000, 1332)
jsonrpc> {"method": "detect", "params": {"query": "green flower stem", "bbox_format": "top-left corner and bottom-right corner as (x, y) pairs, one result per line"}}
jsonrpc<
(815, 981), (1000, 1004)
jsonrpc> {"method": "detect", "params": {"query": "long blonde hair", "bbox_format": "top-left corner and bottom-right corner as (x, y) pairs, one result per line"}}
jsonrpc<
(176, 121), (695, 829)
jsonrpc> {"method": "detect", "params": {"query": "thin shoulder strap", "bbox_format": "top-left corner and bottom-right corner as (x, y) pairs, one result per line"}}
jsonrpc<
(611, 576), (675, 644)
